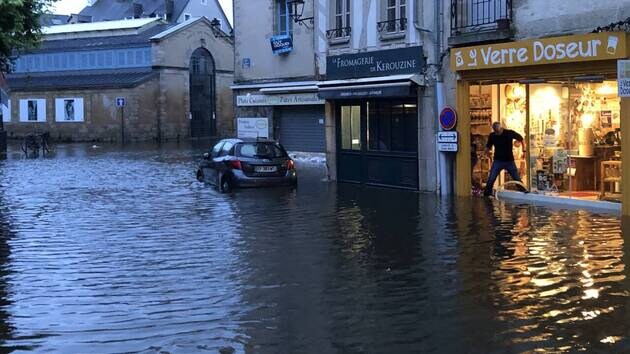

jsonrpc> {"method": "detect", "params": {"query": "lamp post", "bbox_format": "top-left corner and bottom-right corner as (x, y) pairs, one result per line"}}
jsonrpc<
(288, 0), (314, 27)
(0, 73), (7, 153)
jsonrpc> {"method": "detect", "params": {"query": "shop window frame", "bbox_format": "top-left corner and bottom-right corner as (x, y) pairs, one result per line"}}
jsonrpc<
(367, 100), (417, 154)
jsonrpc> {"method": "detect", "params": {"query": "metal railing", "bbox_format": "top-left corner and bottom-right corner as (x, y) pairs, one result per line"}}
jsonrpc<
(451, 0), (512, 35)
(326, 27), (352, 40)
(377, 18), (407, 33)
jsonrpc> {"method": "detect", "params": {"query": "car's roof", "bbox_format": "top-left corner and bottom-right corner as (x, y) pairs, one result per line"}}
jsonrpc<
(219, 138), (278, 144)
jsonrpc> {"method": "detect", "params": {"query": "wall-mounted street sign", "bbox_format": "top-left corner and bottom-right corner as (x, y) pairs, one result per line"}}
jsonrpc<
(326, 46), (424, 80)
(270, 34), (293, 55)
(437, 131), (458, 143)
(438, 143), (458, 152)
(439, 107), (457, 131)
(116, 97), (126, 107)
(618, 60), (630, 97)
(237, 117), (269, 138)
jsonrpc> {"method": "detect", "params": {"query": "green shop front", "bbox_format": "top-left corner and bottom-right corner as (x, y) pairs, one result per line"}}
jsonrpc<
(319, 46), (425, 190)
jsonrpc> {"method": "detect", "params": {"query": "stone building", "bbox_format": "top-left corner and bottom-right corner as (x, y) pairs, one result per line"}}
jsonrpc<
(5, 17), (234, 142)
(232, 0), (443, 191)
(313, 0), (441, 192)
(232, 0), (326, 154)
(443, 0), (630, 213)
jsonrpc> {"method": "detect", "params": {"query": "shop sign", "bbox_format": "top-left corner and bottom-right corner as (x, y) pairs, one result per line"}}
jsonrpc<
(270, 34), (293, 55)
(452, 32), (628, 71)
(318, 85), (412, 100)
(326, 46), (424, 80)
(437, 131), (458, 143)
(237, 117), (269, 138)
(617, 59), (630, 97)
(237, 93), (324, 107)
(438, 143), (458, 152)
(439, 107), (457, 130)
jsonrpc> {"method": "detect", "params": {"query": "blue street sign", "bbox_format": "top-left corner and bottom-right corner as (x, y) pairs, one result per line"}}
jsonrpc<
(116, 97), (126, 108)
(439, 107), (457, 131)
(270, 34), (293, 55)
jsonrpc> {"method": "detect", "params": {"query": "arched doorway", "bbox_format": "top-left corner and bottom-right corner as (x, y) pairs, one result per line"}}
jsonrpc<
(189, 48), (216, 137)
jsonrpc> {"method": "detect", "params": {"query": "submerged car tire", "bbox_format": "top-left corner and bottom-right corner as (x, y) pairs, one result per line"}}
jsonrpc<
(219, 175), (232, 193)
(196, 169), (205, 182)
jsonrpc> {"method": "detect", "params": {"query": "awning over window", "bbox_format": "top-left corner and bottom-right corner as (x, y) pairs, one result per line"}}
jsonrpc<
(317, 74), (424, 100)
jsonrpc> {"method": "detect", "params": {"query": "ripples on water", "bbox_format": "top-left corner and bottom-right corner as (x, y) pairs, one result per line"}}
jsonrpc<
(0, 143), (626, 353)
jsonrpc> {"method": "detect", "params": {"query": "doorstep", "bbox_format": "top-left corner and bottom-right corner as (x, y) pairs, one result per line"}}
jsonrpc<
(496, 190), (621, 215)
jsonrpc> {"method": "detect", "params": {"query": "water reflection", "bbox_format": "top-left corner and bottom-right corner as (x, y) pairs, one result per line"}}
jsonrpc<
(0, 143), (625, 353)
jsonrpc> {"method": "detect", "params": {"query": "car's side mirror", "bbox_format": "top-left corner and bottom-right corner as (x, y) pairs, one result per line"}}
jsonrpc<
(203, 152), (210, 160)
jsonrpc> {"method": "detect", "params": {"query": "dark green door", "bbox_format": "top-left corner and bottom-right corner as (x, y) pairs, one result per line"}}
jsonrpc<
(189, 48), (216, 137)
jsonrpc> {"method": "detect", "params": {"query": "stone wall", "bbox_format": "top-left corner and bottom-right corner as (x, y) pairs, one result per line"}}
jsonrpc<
(5, 78), (164, 142)
(513, 0), (630, 39)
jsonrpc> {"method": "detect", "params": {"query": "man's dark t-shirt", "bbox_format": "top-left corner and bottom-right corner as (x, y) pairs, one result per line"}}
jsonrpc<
(486, 129), (523, 161)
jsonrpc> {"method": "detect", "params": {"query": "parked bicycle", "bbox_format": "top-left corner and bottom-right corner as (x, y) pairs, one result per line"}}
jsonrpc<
(21, 132), (52, 157)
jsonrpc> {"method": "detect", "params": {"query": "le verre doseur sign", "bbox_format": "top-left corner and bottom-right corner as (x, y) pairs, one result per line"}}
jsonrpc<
(326, 46), (424, 80)
(451, 32), (629, 71)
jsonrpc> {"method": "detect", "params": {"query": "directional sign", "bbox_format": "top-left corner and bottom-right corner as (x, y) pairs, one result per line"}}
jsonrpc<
(116, 97), (126, 108)
(439, 107), (457, 131)
(618, 60), (630, 97)
(438, 143), (458, 152)
(438, 131), (458, 143)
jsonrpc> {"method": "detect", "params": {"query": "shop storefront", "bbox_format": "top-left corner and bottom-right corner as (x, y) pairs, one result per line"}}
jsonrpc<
(319, 46), (425, 190)
(451, 32), (630, 213)
(233, 87), (325, 153)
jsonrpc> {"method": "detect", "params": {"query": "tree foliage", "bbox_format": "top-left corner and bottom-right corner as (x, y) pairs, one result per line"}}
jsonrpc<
(0, 0), (57, 73)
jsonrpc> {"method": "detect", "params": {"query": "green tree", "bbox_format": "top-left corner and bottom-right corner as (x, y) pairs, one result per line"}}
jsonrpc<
(0, 0), (57, 73)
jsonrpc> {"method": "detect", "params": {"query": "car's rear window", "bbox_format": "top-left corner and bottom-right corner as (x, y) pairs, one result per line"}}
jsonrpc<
(236, 143), (287, 158)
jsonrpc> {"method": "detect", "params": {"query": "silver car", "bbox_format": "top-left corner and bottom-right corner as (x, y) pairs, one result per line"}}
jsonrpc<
(196, 138), (298, 192)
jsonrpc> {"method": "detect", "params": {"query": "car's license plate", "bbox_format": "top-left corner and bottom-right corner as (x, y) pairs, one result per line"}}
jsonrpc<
(255, 166), (277, 173)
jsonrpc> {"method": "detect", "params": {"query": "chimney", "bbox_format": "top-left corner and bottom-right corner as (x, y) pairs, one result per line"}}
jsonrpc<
(164, 0), (174, 21)
(133, 2), (144, 18)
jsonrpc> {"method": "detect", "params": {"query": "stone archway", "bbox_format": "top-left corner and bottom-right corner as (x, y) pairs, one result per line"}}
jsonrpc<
(189, 47), (216, 137)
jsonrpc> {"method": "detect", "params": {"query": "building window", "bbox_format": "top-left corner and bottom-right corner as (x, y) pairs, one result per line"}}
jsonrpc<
(184, 13), (191, 21)
(451, 0), (511, 35)
(341, 105), (361, 150)
(382, 0), (406, 33)
(327, 0), (351, 40)
(191, 56), (200, 74)
(275, 0), (293, 35)
(19, 99), (46, 123)
(1, 100), (10, 123)
(55, 98), (84, 122)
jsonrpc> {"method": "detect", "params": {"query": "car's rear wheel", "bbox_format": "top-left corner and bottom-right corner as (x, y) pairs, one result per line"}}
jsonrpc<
(196, 169), (205, 182)
(219, 175), (232, 193)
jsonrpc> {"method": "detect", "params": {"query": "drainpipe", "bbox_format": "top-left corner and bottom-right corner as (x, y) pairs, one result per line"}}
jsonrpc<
(435, 0), (451, 196)
(413, 0), (430, 34)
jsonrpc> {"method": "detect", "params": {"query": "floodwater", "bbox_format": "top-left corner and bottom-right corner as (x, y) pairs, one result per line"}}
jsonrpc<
(0, 142), (627, 353)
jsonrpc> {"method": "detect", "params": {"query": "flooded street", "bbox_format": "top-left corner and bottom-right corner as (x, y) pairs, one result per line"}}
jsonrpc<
(0, 142), (627, 353)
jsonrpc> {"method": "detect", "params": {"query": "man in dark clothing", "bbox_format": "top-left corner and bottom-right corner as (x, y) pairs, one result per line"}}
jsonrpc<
(484, 122), (528, 196)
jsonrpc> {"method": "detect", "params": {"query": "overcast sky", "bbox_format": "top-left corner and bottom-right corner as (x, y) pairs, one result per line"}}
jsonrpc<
(51, 0), (233, 24)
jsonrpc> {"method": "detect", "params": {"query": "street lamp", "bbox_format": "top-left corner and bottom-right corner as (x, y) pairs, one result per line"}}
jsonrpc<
(209, 18), (233, 39)
(288, 0), (314, 27)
